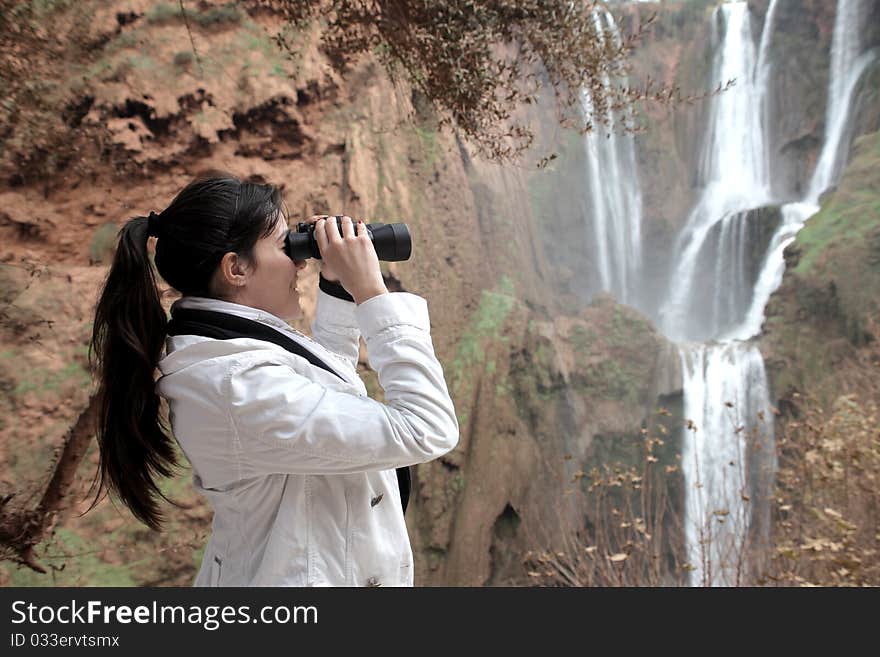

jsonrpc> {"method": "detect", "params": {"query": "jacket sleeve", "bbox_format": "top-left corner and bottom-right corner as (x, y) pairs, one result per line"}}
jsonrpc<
(310, 285), (360, 371)
(228, 292), (459, 476)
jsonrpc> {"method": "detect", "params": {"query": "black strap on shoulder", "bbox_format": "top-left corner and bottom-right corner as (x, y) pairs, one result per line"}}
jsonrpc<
(166, 307), (412, 514)
(167, 308), (345, 381)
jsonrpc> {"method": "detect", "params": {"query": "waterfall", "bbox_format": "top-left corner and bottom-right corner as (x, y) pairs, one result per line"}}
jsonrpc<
(680, 343), (773, 586)
(580, 9), (643, 306)
(658, 3), (771, 343)
(670, 0), (872, 585)
(744, 0), (879, 345)
(658, 1), (779, 586)
(807, 0), (874, 199)
(756, 0), (780, 185)
(569, 0), (870, 585)
(726, 202), (816, 341)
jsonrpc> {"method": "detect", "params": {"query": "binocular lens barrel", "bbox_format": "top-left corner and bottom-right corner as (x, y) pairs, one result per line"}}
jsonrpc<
(284, 218), (412, 262)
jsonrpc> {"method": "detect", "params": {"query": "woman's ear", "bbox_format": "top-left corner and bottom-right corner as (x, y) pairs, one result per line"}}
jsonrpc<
(218, 251), (249, 288)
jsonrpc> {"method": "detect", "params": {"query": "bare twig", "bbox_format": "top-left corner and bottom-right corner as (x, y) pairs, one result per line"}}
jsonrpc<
(178, 0), (206, 77)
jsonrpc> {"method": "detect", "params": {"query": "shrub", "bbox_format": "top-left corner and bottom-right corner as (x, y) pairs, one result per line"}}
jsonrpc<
(768, 389), (880, 586)
(89, 222), (118, 265)
(173, 50), (194, 68)
(193, 4), (242, 27)
(145, 2), (181, 25)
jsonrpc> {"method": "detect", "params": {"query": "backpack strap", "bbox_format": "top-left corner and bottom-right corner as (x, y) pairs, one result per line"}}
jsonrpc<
(167, 308), (345, 381)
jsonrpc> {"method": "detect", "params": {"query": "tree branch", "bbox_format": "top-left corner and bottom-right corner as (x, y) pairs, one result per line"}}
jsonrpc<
(0, 394), (99, 573)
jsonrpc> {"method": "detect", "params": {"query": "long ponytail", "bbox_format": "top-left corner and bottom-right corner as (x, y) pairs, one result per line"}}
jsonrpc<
(88, 215), (179, 531)
(87, 172), (284, 530)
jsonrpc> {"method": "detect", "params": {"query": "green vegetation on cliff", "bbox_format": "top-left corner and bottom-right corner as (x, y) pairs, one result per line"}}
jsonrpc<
(767, 130), (880, 372)
(449, 276), (517, 428)
(793, 131), (880, 282)
(776, 132), (880, 354)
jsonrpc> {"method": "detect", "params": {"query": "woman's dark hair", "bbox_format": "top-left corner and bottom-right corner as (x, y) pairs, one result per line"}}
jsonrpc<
(88, 171), (284, 530)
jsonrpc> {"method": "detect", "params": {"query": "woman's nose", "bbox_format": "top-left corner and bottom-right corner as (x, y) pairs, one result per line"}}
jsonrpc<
(293, 259), (307, 270)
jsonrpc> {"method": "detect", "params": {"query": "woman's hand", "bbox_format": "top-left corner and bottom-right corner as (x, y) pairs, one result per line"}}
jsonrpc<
(312, 215), (387, 305)
(305, 215), (340, 282)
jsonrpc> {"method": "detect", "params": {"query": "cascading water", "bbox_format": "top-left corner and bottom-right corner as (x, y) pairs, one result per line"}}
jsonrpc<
(808, 0), (874, 199)
(733, 0), (877, 346)
(740, 0), (878, 347)
(662, 0), (874, 585)
(653, 2), (778, 586)
(680, 343), (772, 585)
(658, 3), (771, 343)
(733, 0), (877, 354)
(573, 0), (870, 585)
(577, 2), (776, 585)
(755, 0), (781, 182)
(580, 9), (643, 306)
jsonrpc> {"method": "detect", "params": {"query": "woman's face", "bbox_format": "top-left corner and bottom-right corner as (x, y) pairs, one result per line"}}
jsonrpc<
(235, 214), (306, 322)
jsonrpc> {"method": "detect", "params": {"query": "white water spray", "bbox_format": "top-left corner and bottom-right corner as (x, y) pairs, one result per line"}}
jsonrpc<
(658, 3), (772, 343)
(574, 0), (871, 586)
(580, 10), (644, 306)
(808, 0), (873, 199)
(675, 0), (874, 586)
(679, 343), (772, 586)
(746, 0), (878, 346)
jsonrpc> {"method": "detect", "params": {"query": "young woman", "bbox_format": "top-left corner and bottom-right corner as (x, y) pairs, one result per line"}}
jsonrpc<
(89, 172), (458, 586)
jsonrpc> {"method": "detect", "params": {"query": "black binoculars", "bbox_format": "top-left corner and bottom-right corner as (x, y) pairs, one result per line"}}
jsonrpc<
(283, 217), (412, 262)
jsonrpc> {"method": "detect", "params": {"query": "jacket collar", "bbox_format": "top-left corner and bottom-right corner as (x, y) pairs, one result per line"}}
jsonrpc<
(159, 296), (356, 385)
(171, 296), (298, 333)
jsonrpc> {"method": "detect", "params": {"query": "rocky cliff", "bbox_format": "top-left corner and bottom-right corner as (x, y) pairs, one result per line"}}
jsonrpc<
(759, 129), (880, 585)
(762, 129), (880, 411)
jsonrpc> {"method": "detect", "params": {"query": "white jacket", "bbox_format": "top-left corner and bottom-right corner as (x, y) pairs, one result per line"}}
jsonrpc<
(155, 291), (459, 586)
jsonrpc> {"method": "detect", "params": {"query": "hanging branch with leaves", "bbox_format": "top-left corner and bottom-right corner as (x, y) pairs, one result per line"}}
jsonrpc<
(258, 0), (680, 161)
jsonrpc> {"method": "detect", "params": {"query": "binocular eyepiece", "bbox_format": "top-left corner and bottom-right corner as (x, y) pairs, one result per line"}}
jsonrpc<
(283, 217), (412, 262)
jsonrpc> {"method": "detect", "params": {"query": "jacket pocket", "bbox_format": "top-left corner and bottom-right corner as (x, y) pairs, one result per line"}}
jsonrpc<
(210, 554), (223, 587)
